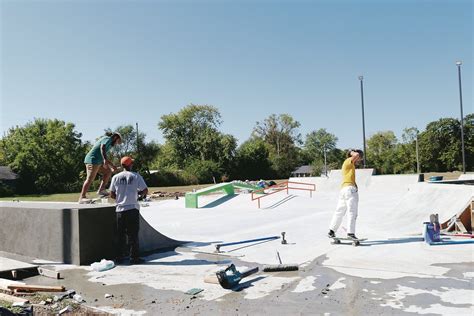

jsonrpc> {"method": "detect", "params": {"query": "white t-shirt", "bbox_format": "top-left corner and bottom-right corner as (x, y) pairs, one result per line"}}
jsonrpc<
(109, 170), (147, 213)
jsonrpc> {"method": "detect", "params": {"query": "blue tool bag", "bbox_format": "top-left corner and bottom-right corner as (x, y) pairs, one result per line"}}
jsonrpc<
(423, 221), (441, 244)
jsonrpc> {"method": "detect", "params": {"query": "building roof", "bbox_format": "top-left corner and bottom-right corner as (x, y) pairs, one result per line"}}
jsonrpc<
(0, 166), (18, 180)
(292, 165), (313, 174)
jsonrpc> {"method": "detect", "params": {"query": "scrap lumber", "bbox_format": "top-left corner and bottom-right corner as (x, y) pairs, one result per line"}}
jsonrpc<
(0, 278), (25, 291)
(7, 284), (65, 293)
(37, 267), (60, 279)
(0, 293), (29, 304)
(203, 274), (219, 284)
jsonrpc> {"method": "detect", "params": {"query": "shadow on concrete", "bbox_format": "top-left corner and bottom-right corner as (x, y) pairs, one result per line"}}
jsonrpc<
(233, 276), (267, 291)
(262, 195), (297, 209)
(185, 241), (223, 248)
(226, 238), (281, 253)
(201, 194), (238, 208)
(62, 208), (73, 264)
(141, 259), (231, 266)
(363, 237), (424, 246)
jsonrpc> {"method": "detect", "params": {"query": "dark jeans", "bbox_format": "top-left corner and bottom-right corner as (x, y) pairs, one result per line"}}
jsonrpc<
(116, 208), (140, 260)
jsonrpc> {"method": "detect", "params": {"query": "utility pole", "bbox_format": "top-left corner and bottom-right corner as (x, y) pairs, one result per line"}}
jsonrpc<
(358, 75), (367, 168)
(415, 134), (420, 174)
(136, 122), (139, 155)
(455, 61), (466, 174)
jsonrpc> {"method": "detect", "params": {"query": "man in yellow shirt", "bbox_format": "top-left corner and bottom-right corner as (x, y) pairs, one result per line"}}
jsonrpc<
(328, 149), (363, 240)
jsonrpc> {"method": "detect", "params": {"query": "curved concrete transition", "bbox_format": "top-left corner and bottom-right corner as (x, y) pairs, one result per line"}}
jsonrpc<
(139, 213), (185, 253)
(0, 201), (184, 265)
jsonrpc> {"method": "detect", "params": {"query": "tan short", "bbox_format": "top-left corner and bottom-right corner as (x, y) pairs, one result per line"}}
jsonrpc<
(85, 164), (110, 181)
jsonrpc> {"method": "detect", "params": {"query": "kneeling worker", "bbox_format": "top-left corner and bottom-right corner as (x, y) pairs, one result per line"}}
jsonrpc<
(110, 156), (148, 264)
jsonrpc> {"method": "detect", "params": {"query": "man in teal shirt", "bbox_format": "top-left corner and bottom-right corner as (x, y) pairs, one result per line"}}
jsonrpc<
(79, 132), (122, 203)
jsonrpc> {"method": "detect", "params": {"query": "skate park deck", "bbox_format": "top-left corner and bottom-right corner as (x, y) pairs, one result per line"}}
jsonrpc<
(0, 173), (472, 314)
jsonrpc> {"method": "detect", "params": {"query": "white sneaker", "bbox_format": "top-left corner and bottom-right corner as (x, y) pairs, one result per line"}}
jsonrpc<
(78, 198), (92, 204)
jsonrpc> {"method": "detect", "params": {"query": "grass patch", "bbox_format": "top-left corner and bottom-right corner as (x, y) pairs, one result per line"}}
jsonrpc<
(0, 183), (215, 202)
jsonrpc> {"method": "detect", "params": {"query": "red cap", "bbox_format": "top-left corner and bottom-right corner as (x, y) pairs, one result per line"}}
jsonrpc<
(120, 156), (134, 167)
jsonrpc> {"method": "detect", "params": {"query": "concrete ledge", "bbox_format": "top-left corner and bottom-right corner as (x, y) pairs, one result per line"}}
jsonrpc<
(0, 202), (184, 265)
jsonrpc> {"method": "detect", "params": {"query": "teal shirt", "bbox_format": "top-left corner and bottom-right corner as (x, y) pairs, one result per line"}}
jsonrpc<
(84, 136), (114, 165)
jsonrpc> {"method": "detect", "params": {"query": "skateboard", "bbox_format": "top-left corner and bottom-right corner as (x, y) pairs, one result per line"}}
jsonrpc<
(330, 237), (367, 246)
(79, 197), (103, 204)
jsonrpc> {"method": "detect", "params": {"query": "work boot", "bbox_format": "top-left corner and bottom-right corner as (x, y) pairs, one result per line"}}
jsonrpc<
(129, 257), (145, 265)
(327, 230), (335, 238)
(347, 233), (358, 240)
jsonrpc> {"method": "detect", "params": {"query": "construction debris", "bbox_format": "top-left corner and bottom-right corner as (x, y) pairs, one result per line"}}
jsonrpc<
(37, 267), (60, 279)
(0, 293), (29, 304)
(150, 191), (185, 199)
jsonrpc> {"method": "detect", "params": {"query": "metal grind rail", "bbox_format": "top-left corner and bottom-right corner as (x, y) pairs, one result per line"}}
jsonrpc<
(251, 181), (316, 208)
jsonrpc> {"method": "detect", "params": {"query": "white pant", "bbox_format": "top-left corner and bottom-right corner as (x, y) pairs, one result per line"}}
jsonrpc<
(329, 186), (359, 234)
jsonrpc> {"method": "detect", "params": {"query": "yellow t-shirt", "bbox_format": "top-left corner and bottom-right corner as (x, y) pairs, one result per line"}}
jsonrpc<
(341, 157), (357, 188)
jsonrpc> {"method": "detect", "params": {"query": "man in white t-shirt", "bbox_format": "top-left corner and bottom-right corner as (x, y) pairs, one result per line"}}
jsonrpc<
(110, 156), (148, 264)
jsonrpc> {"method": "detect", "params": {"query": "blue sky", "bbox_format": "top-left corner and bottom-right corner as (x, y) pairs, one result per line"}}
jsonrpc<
(1, 0), (472, 149)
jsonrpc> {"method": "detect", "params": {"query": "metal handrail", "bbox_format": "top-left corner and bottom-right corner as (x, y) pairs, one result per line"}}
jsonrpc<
(251, 181), (316, 208)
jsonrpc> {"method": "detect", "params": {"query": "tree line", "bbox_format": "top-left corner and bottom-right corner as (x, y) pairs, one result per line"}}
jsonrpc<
(0, 104), (472, 195)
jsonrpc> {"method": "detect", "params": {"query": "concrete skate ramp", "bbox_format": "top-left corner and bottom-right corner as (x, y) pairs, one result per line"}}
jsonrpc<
(0, 202), (183, 265)
(290, 168), (375, 192)
(379, 183), (473, 234)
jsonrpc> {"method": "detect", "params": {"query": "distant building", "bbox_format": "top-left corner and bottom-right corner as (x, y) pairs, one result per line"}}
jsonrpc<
(0, 166), (18, 195)
(291, 165), (314, 177)
(0, 166), (18, 182)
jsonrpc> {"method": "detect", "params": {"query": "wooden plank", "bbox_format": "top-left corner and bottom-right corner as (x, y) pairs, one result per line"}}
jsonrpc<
(0, 257), (37, 273)
(37, 267), (60, 279)
(7, 284), (65, 292)
(203, 275), (219, 284)
(471, 200), (474, 232)
(0, 293), (29, 304)
(455, 219), (468, 234)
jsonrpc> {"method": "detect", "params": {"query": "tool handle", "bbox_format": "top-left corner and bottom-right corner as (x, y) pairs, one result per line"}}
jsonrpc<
(240, 267), (259, 279)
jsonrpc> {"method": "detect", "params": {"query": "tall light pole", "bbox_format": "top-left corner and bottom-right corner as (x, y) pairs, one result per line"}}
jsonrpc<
(358, 75), (367, 168)
(323, 144), (328, 177)
(415, 133), (420, 174)
(456, 61), (466, 174)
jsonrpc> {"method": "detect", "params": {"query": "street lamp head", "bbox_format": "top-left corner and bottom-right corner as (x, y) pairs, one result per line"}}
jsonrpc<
(456, 61), (462, 66)
(358, 76), (364, 81)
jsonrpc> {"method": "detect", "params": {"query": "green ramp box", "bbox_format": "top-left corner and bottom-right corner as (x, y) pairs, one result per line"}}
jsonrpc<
(185, 183), (235, 208)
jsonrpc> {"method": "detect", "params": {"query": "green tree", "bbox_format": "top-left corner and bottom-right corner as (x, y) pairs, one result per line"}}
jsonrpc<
(0, 118), (87, 194)
(157, 104), (237, 181)
(234, 138), (272, 180)
(419, 116), (473, 172)
(303, 128), (338, 175)
(462, 113), (474, 171)
(252, 114), (302, 177)
(366, 131), (398, 174)
(105, 125), (159, 174)
(158, 104), (223, 167)
(394, 127), (419, 174)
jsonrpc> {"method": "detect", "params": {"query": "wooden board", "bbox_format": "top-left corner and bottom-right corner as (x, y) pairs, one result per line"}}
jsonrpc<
(0, 293), (29, 304)
(7, 284), (65, 292)
(37, 267), (60, 279)
(203, 275), (219, 284)
(0, 257), (37, 273)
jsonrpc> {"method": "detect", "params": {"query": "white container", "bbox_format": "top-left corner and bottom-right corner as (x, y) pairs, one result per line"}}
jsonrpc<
(91, 259), (115, 272)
